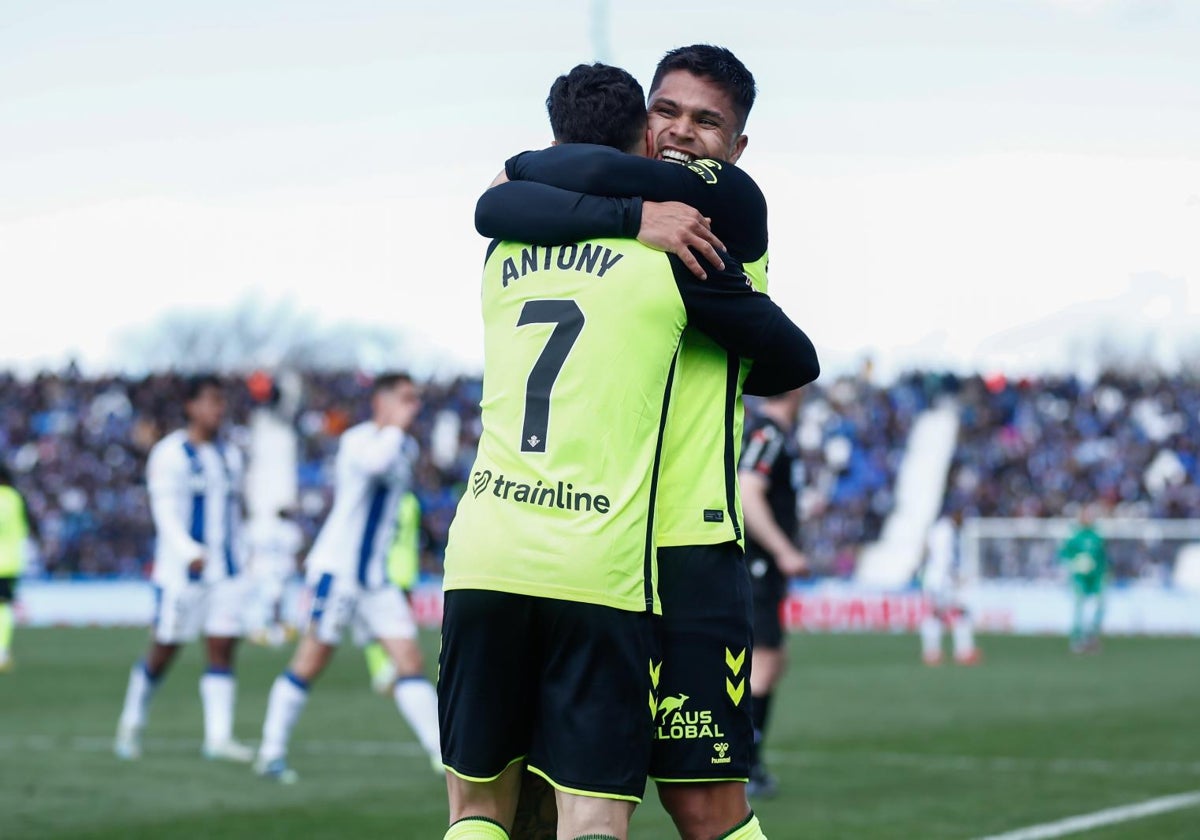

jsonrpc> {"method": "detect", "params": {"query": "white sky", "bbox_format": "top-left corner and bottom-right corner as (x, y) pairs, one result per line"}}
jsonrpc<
(2, 0), (1198, 381)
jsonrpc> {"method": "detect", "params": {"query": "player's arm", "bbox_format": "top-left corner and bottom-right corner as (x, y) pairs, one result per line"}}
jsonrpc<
(476, 181), (725, 279)
(744, 358), (806, 398)
(476, 181), (643, 245)
(738, 429), (808, 576)
(505, 143), (767, 255)
(673, 256), (820, 391)
(1057, 532), (1078, 561)
(18, 491), (39, 540)
(146, 446), (206, 576)
(347, 426), (407, 477)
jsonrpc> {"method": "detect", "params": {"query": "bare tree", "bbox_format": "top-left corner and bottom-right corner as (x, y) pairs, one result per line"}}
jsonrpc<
(116, 295), (424, 373)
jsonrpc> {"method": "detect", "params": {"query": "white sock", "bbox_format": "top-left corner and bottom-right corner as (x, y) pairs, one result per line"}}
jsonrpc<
(393, 676), (441, 760)
(953, 616), (976, 659)
(259, 672), (309, 763)
(118, 662), (159, 731)
(200, 669), (237, 748)
(920, 615), (943, 660)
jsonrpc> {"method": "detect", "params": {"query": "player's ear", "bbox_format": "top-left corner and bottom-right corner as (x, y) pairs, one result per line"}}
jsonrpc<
(729, 133), (748, 165)
(643, 126), (654, 158)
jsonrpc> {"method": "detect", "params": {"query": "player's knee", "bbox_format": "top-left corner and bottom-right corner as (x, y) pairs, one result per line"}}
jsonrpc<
(389, 641), (424, 675)
(289, 638), (333, 680)
(658, 783), (749, 840)
(145, 643), (179, 677)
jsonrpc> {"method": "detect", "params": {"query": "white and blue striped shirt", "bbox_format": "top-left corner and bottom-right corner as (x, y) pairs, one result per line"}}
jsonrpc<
(304, 422), (418, 589)
(147, 429), (245, 586)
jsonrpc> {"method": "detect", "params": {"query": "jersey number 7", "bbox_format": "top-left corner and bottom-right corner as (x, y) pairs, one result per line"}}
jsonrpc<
(517, 299), (584, 454)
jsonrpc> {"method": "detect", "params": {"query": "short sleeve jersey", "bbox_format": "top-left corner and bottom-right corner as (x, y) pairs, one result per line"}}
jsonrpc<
(0, 486), (29, 577)
(304, 422), (418, 589)
(1059, 526), (1107, 583)
(499, 148), (774, 549)
(738, 414), (800, 565)
(656, 253), (768, 547)
(443, 238), (688, 614)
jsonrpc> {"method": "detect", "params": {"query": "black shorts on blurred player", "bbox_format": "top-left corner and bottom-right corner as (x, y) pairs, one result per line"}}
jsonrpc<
(748, 555), (787, 650)
(438, 588), (659, 801)
(0, 577), (15, 602)
(650, 542), (755, 783)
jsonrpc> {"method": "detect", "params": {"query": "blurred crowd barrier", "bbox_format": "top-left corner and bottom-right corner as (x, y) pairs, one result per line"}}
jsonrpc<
(17, 578), (1200, 636)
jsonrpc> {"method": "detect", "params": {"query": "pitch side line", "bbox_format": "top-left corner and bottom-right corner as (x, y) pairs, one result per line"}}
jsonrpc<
(766, 749), (1200, 778)
(0, 734), (425, 758)
(973, 790), (1200, 840)
(3, 736), (1198, 781)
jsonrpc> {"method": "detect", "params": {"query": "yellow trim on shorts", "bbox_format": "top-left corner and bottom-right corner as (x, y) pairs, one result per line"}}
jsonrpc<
(444, 754), (526, 783)
(525, 764), (642, 803)
(650, 776), (749, 785)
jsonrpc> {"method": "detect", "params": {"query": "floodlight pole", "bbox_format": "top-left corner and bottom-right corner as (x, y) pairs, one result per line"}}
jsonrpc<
(590, 0), (611, 63)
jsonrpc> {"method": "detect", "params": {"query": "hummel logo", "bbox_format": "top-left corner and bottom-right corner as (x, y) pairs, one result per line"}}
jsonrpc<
(714, 742), (730, 758)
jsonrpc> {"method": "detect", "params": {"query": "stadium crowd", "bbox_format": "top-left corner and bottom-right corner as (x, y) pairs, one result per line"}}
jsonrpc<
(945, 371), (1200, 581)
(944, 372), (1200, 520)
(2, 367), (1197, 581)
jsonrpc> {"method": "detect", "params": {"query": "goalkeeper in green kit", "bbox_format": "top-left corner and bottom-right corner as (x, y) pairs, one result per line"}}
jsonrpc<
(1058, 507), (1108, 654)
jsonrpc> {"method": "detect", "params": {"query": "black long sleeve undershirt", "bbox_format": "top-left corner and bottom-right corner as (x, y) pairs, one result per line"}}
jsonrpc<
(478, 144), (815, 394)
(475, 181), (642, 245)
(504, 143), (768, 261)
(671, 257), (819, 393)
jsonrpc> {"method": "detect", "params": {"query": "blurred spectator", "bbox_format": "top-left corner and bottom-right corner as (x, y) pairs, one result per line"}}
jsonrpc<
(3, 367), (1196, 582)
(946, 372), (1200, 581)
(0, 371), (480, 580)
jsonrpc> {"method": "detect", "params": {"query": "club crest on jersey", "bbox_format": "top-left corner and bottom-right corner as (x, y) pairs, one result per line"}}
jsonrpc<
(685, 158), (722, 184)
(471, 470), (492, 499)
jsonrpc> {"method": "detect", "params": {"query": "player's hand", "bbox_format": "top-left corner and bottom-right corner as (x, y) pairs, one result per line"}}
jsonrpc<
(637, 201), (725, 280)
(776, 546), (810, 578)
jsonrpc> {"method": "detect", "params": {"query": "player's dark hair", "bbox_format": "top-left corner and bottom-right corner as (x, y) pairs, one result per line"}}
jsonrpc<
(0, 463), (12, 485)
(650, 44), (757, 133)
(371, 372), (414, 395)
(546, 63), (648, 153)
(183, 374), (223, 403)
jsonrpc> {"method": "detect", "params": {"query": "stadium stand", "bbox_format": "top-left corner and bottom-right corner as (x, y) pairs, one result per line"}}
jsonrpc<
(2, 368), (1197, 582)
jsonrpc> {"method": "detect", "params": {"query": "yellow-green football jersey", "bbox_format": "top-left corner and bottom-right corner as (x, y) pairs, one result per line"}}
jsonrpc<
(443, 239), (688, 614)
(0, 486), (29, 577)
(655, 253), (769, 548)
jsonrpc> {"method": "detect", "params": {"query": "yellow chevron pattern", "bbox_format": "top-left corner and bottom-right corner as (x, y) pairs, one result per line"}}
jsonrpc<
(726, 676), (745, 706)
(725, 647), (746, 676)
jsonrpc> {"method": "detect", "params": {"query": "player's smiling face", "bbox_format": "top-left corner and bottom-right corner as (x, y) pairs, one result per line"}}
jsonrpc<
(648, 70), (748, 166)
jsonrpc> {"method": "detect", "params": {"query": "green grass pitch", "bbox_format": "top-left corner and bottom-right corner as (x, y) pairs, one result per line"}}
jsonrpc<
(2, 629), (1197, 838)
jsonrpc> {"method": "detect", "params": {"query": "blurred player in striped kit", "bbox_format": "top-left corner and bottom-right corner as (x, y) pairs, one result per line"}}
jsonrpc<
(254, 373), (441, 783)
(115, 374), (256, 762)
(246, 507), (304, 648)
(919, 508), (981, 667)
